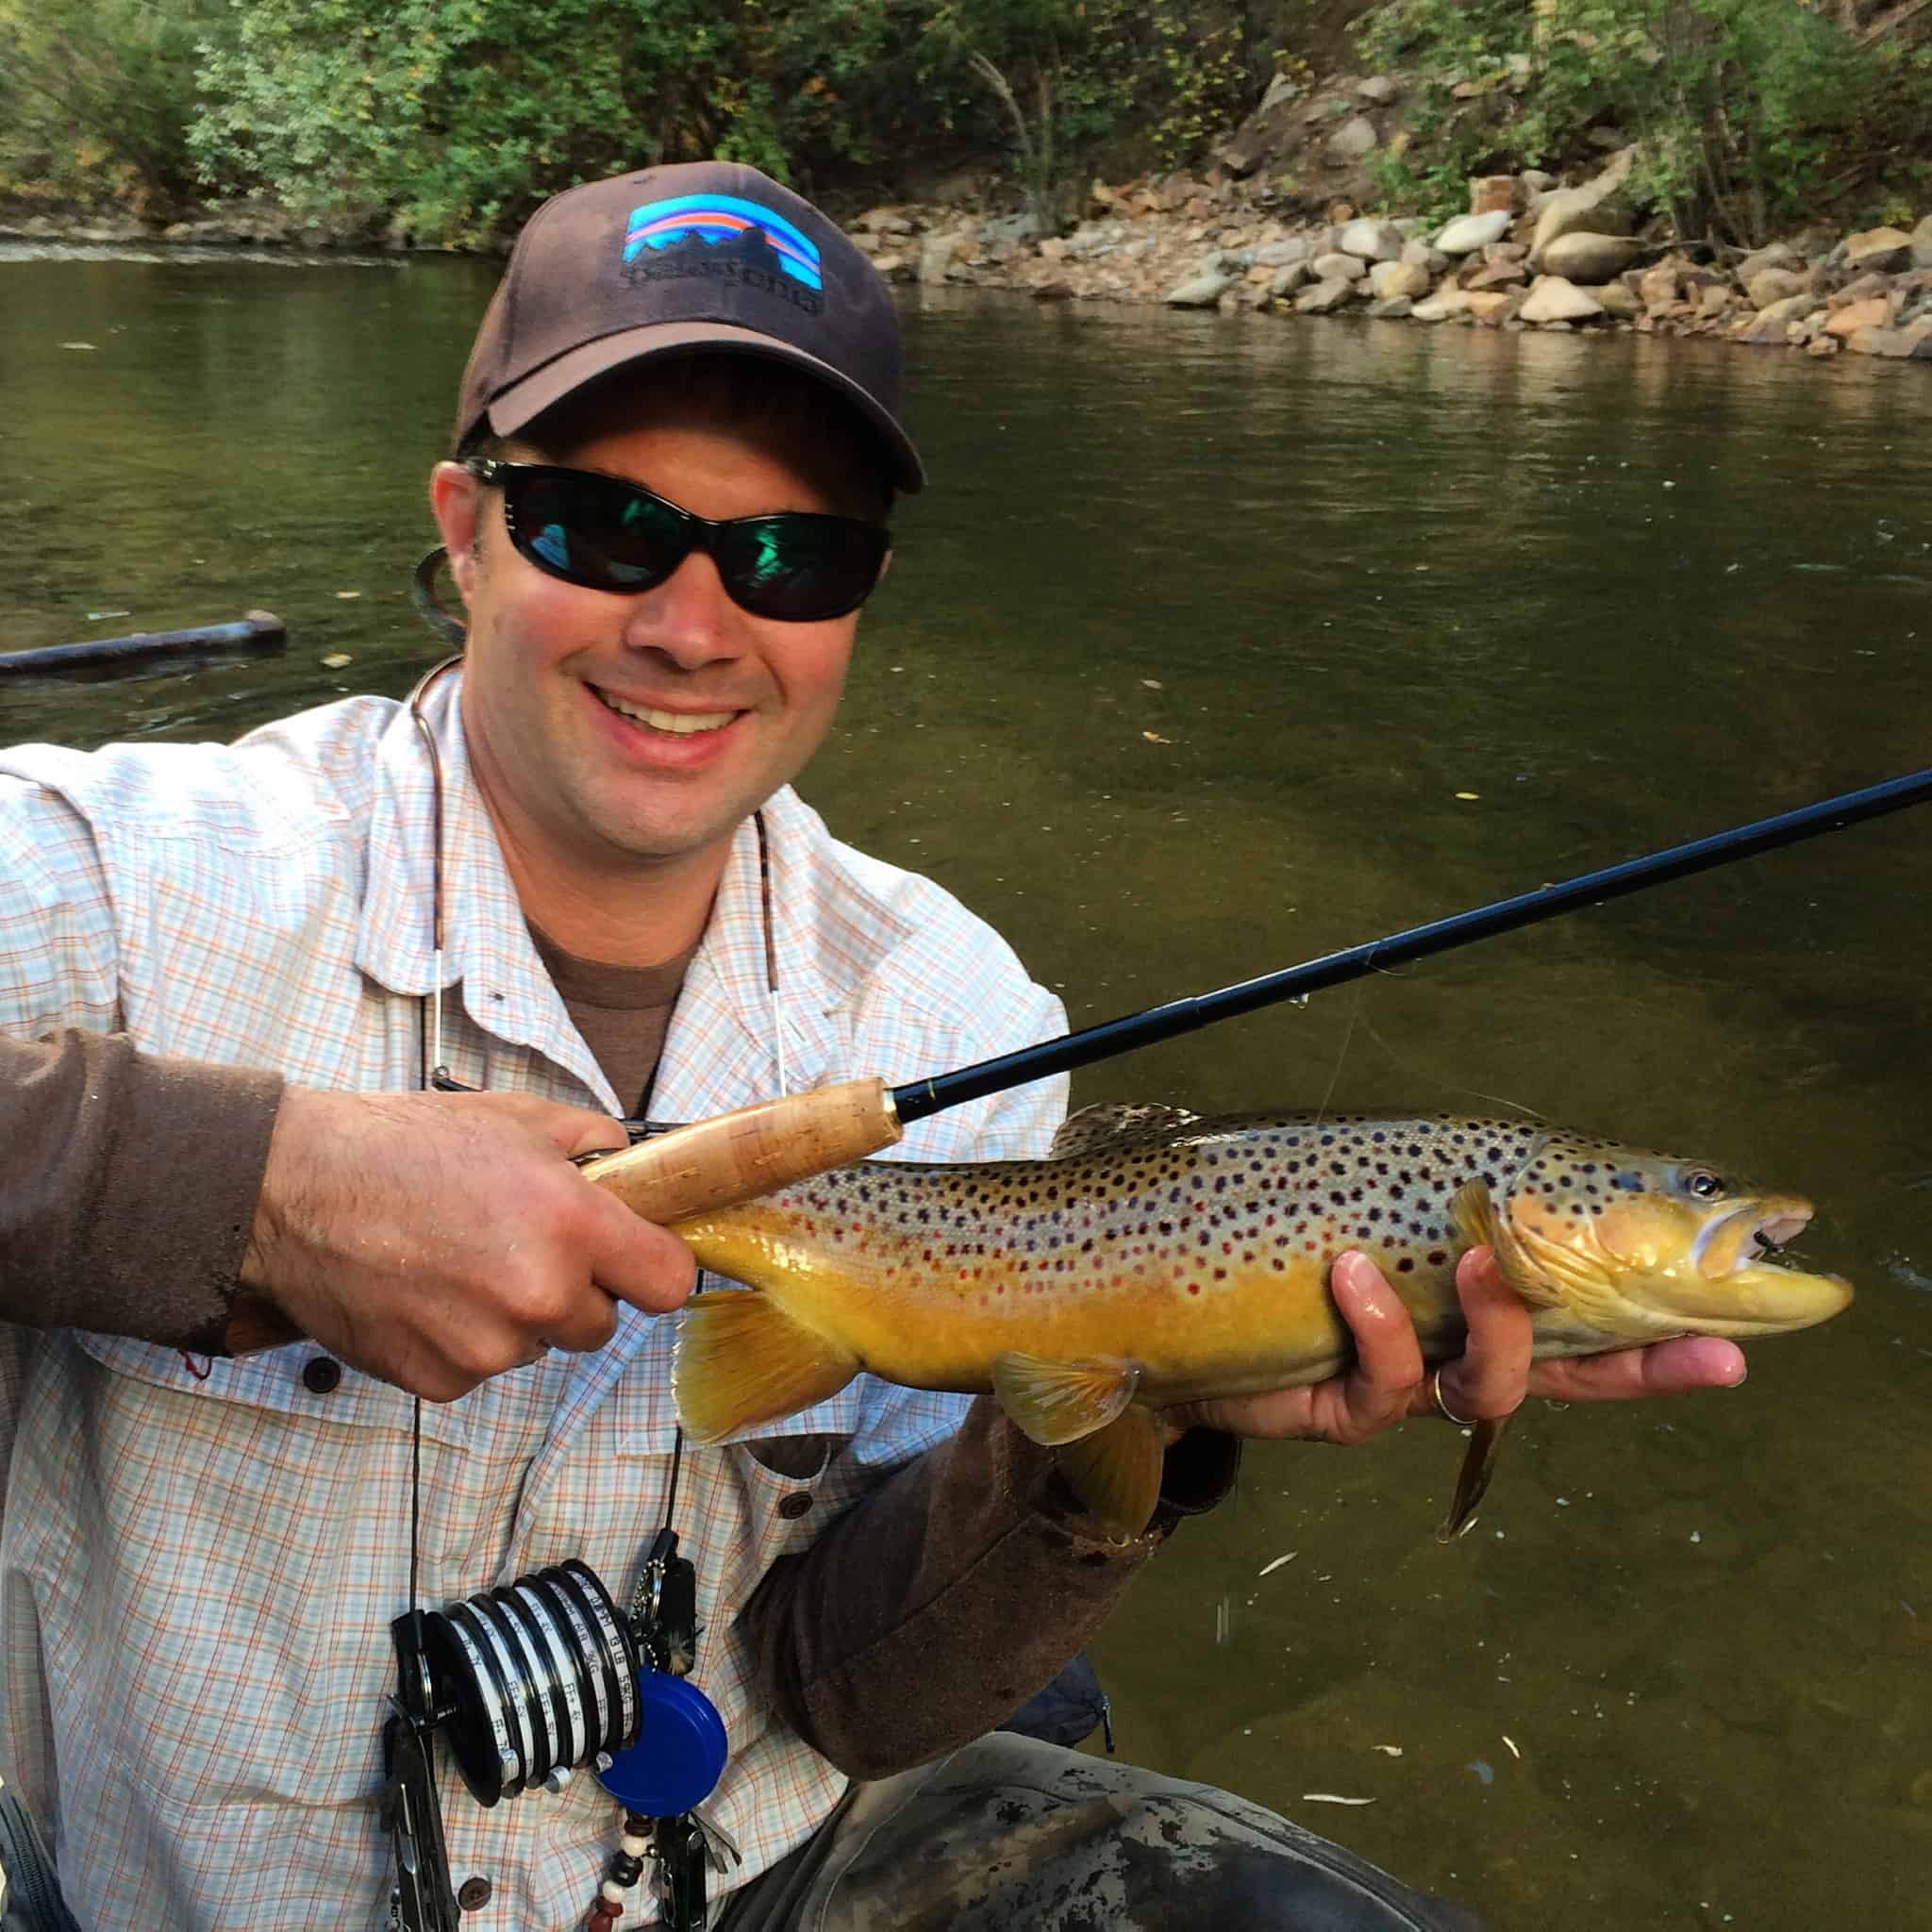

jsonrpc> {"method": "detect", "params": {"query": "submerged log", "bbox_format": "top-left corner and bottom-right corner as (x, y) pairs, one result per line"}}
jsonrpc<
(0, 609), (285, 676)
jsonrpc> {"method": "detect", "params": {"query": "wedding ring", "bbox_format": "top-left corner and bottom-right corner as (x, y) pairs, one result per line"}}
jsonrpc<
(1429, 1367), (1474, 1428)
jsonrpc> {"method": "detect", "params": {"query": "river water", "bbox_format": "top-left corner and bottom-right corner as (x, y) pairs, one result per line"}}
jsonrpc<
(4, 246), (1930, 1929)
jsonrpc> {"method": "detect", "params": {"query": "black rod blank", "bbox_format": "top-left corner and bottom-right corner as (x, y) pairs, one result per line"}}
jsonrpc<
(892, 765), (1932, 1126)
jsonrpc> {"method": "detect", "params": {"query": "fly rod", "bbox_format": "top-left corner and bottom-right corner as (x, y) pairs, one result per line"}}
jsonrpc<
(580, 763), (1932, 1225)
(0, 609), (284, 676)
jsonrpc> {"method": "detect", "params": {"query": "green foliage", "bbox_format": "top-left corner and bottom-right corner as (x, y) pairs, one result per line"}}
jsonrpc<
(0, 0), (213, 214)
(1352, 0), (1932, 245)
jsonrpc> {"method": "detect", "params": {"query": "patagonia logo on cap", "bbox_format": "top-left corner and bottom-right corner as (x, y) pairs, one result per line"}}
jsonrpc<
(622, 193), (824, 312)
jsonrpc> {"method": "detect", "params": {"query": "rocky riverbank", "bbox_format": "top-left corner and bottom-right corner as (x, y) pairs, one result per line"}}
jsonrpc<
(844, 87), (1932, 367)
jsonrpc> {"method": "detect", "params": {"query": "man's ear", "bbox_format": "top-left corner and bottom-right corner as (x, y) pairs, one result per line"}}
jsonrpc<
(428, 461), (483, 605)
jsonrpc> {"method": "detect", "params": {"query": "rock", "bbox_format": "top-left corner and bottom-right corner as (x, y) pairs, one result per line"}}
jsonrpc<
(1824, 295), (1892, 338)
(855, 207), (914, 235)
(1806, 334), (1840, 358)
(1038, 236), (1069, 262)
(1254, 237), (1311, 267)
(1470, 175), (1518, 217)
(1163, 268), (1236, 307)
(1519, 275), (1605, 324)
(1541, 231), (1642, 283)
(1698, 284), (1735, 318)
(1311, 251), (1368, 281)
(920, 227), (971, 285)
(1844, 225), (1915, 274)
(1732, 293), (1818, 344)
(1466, 290), (1520, 325)
(1400, 238), (1448, 275)
(1846, 325), (1921, 358)
(1915, 213), (1932, 271)
(1326, 114), (1379, 161)
(1745, 267), (1810, 308)
(1338, 218), (1403, 261)
(1369, 258), (1432, 301)
(871, 253), (909, 280)
(1269, 260), (1312, 298)
(1411, 290), (1474, 322)
(1521, 168), (1558, 196)
(1033, 279), (1076, 301)
(1463, 257), (1526, 291)
(1529, 145), (1637, 260)
(161, 222), (195, 242)
(1436, 211), (1512, 257)
(1637, 264), (1680, 313)
(1734, 241), (1804, 287)
(1295, 276), (1358, 314)
(1594, 280), (1641, 318)
(1365, 295), (1413, 319)
(1357, 75), (1400, 105)
(1827, 270), (1892, 309)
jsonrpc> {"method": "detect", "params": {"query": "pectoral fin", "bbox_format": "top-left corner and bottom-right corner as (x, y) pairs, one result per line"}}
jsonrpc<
(1054, 1404), (1166, 1543)
(1450, 1180), (1563, 1308)
(673, 1290), (860, 1444)
(1436, 1412), (1512, 1543)
(991, 1353), (1141, 1446)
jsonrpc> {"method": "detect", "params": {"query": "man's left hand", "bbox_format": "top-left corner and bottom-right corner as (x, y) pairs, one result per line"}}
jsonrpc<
(1167, 1246), (1747, 1446)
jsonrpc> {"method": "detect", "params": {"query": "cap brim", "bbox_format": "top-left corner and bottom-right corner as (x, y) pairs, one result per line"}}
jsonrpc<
(479, 321), (924, 494)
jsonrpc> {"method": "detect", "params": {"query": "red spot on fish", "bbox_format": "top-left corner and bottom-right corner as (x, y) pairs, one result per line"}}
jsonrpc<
(1188, 1283), (1202, 1295)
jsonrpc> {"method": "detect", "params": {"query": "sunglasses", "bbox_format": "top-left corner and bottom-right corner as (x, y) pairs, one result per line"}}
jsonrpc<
(468, 459), (891, 623)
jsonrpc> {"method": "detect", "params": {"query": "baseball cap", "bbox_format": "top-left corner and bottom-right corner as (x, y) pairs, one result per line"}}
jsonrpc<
(455, 160), (924, 492)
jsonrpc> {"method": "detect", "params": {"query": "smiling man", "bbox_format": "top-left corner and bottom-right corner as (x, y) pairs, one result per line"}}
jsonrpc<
(0, 161), (1744, 1932)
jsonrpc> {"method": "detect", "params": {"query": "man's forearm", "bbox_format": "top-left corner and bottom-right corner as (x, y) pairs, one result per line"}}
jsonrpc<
(0, 1029), (282, 1348)
(740, 1397), (1240, 1779)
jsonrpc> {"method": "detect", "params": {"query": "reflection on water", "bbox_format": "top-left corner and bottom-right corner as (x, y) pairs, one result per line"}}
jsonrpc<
(6, 258), (1931, 1927)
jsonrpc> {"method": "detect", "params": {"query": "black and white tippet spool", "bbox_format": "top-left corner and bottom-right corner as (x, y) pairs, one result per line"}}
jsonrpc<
(414, 1559), (643, 1807)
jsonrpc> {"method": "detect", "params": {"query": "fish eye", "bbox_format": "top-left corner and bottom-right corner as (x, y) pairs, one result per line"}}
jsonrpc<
(1681, 1168), (1726, 1200)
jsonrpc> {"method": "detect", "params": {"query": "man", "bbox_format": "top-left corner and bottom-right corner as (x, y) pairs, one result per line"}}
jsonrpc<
(0, 162), (1743, 1930)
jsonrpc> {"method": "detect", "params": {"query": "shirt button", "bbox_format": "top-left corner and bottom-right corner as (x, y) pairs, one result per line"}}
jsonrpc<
(301, 1356), (342, 1395)
(457, 1875), (492, 1911)
(777, 1492), (813, 1520)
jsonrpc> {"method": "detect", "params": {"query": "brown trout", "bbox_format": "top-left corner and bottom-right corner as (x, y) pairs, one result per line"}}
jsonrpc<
(670, 1104), (1851, 1539)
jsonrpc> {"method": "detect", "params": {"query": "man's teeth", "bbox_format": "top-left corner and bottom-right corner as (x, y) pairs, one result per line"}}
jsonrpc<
(597, 689), (734, 734)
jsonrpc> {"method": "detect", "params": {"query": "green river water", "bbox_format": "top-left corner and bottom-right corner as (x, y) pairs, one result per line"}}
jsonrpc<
(4, 242), (1931, 1929)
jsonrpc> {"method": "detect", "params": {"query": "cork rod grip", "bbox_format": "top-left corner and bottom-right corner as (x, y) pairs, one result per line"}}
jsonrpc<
(579, 1076), (904, 1224)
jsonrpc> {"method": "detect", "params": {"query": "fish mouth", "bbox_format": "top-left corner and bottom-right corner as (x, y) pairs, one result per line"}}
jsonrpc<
(1690, 1198), (1814, 1280)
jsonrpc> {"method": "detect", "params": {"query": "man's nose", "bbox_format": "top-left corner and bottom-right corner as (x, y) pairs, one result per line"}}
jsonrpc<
(616, 549), (744, 667)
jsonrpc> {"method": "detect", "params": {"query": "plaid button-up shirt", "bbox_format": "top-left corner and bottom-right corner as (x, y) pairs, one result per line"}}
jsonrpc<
(0, 672), (1066, 1930)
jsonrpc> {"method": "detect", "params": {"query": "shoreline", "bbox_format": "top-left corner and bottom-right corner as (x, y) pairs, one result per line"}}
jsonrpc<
(8, 145), (1929, 368)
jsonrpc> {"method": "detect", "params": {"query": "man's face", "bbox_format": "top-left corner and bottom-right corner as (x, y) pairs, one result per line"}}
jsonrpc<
(433, 376), (877, 889)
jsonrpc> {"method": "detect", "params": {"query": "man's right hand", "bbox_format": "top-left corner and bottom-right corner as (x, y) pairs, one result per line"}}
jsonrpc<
(238, 1087), (695, 1400)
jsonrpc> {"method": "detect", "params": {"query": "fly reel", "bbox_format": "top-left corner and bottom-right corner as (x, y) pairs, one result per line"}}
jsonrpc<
(395, 1558), (643, 1807)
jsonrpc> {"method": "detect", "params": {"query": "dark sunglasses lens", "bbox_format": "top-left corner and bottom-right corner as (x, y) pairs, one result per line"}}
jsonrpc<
(508, 471), (689, 591)
(720, 517), (887, 622)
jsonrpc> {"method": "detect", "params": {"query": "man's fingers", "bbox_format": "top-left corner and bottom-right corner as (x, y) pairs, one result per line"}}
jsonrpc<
(581, 1187), (698, 1316)
(1528, 1335), (1747, 1403)
(484, 1090), (631, 1159)
(1330, 1251), (1424, 1435)
(1428, 1245), (1532, 1422)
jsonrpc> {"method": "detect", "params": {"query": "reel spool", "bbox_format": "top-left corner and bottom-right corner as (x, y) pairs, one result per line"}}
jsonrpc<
(391, 1552), (729, 1820)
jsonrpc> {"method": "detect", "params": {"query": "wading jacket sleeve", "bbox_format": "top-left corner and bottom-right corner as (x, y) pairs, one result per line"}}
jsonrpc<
(0, 676), (1071, 1932)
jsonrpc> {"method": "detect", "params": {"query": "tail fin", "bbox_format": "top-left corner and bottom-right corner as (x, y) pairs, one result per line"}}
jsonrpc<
(673, 1291), (860, 1444)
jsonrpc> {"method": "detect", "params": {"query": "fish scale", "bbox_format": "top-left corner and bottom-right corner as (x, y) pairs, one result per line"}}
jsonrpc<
(669, 1102), (1851, 1540)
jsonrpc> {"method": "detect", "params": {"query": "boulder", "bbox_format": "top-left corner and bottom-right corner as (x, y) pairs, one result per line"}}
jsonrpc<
(1269, 260), (1312, 298)
(1163, 268), (1236, 307)
(1369, 258), (1433, 302)
(1518, 275), (1605, 325)
(1410, 289), (1475, 322)
(1826, 270), (1893, 309)
(1032, 279), (1076, 301)
(1311, 251), (1368, 281)
(1806, 334), (1841, 358)
(1594, 280), (1641, 319)
(1843, 225), (1915, 274)
(1401, 238), (1448, 275)
(1541, 231), (1642, 284)
(1845, 325), (1924, 358)
(1529, 145), (1637, 261)
(1465, 290), (1521, 325)
(1436, 210), (1512, 256)
(1470, 175), (1518, 216)
(1734, 241), (1804, 287)
(1824, 295), (1892, 338)
(1254, 237), (1311, 267)
(1731, 293), (1818, 344)
(1462, 257), (1526, 291)
(1745, 267), (1810, 309)
(1326, 114), (1379, 161)
(1296, 276), (1359, 314)
(1365, 295), (1413, 319)
(1357, 75), (1400, 105)
(1637, 263), (1681, 313)
(1338, 218), (1403, 261)
(1915, 213), (1932, 271)
(920, 227), (971, 284)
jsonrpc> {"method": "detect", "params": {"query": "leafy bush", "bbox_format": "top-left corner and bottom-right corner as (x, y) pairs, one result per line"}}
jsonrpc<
(1352, 0), (1932, 245)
